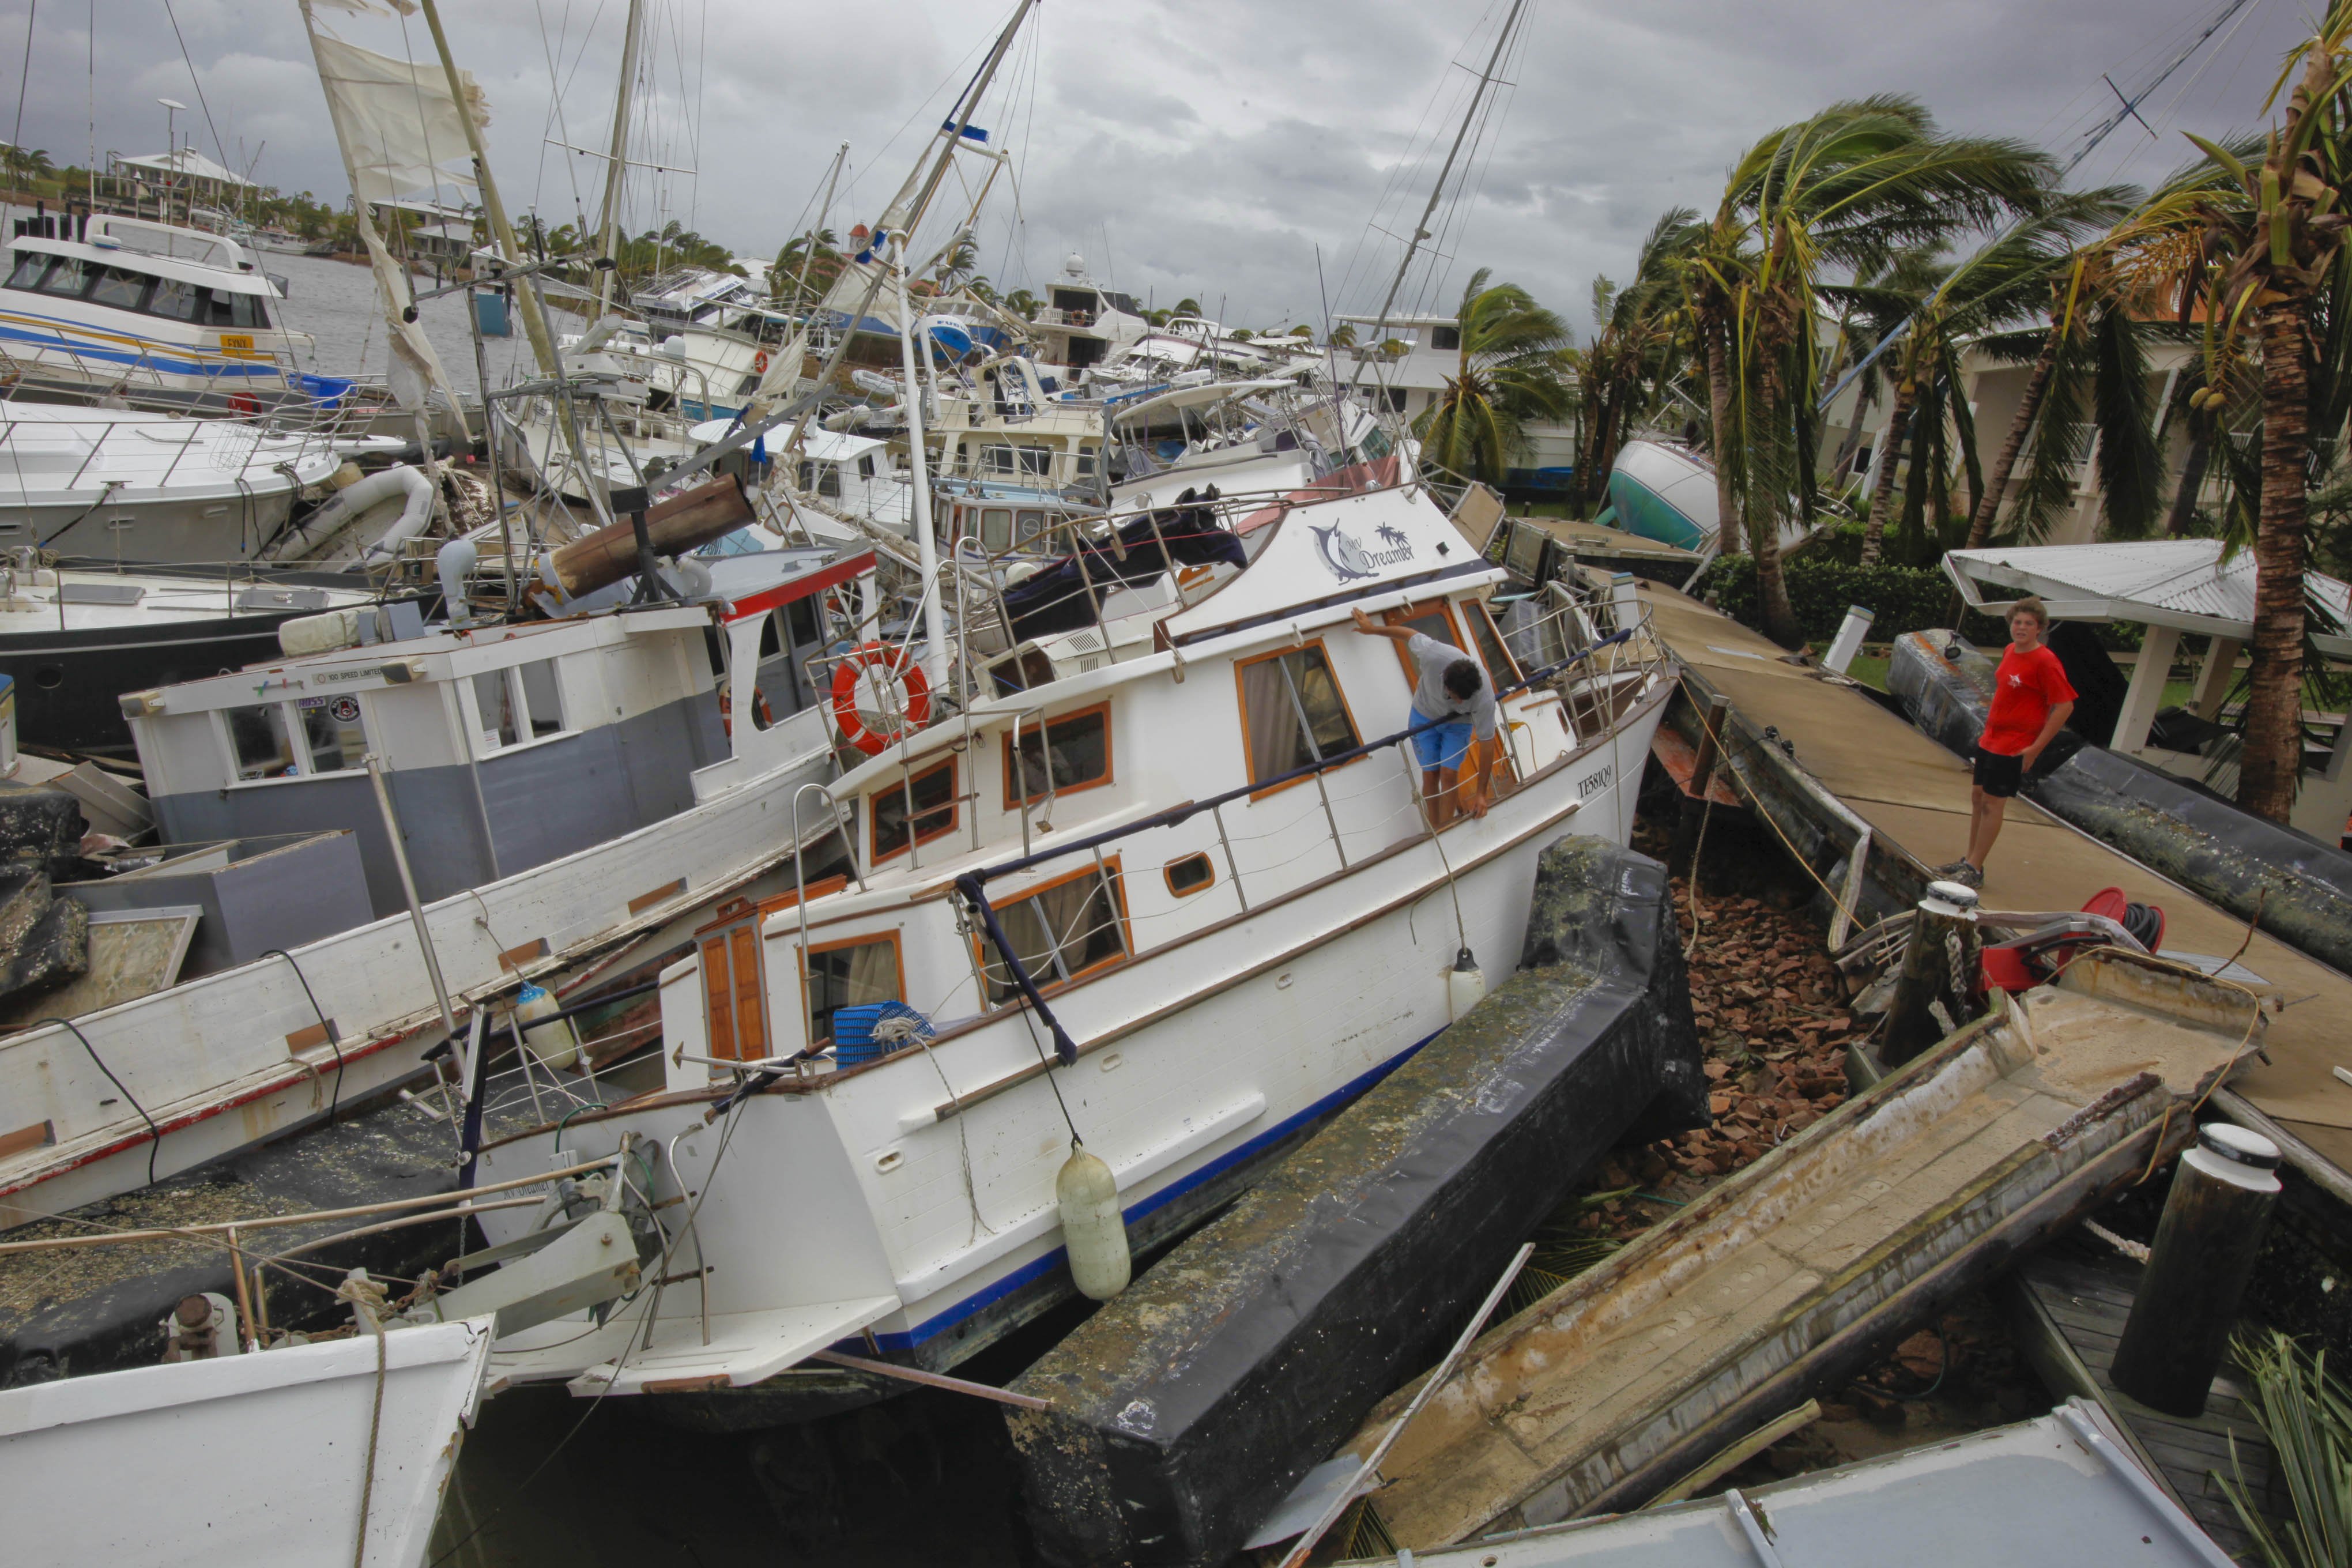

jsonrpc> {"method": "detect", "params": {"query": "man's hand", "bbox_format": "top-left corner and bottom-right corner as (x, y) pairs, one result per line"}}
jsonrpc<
(1350, 606), (1375, 635)
(1466, 782), (1491, 819)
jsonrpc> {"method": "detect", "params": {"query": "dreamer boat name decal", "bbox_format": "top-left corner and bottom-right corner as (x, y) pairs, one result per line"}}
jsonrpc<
(1310, 522), (1415, 582)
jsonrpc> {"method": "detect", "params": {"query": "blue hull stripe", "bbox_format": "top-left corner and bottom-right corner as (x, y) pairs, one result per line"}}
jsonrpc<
(0, 313), (287, 382)
(860, 1025), (1443, 1354)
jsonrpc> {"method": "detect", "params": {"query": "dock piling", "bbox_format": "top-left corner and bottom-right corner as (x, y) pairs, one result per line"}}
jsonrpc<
(1882, 882), (1981, 1066)
(2110, 1124), (2282, 1418)
(1671, 693), (1732, 874)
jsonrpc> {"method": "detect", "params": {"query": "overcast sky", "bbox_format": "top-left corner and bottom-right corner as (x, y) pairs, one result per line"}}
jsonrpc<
(0, 0), (2317, 337)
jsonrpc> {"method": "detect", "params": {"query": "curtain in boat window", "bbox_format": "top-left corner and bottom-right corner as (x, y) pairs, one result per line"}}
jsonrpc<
(807, 937), (901, 1043)
(1239, 647), (1359, 787)
(982, 869), (1126, 1004)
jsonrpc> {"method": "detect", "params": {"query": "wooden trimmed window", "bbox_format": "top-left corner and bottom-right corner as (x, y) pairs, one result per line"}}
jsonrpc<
(976, 861), (1130, 1005)
(1378, 600), (1467, 685)
(1004, 702), (1112, 807)
(1163, 852), (1216, 898)
(870, 757), (958, 862)
(1462, 598), (1524, 687)
(1235, 642), (1362, 794)
(804, 932), (905, 1045)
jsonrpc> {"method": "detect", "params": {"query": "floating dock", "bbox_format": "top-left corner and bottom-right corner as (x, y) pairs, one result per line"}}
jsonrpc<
(1326, 951), (2259, 1547)
(1641, 584), (2352, 1178)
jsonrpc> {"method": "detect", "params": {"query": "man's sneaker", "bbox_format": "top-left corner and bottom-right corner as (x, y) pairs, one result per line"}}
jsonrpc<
(1932, 860), (1973, 881)
(1948, 862), (1984, 890)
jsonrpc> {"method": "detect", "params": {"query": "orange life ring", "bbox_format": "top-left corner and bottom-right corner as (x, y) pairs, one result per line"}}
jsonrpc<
(752, 349), (770, 375)
(830, 643), (930, 755)
(719, 687), (775, 738)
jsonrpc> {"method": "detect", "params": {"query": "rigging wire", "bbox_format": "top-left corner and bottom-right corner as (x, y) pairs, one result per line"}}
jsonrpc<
(160, 0), (230, 175)
(9, 0), (31, 168)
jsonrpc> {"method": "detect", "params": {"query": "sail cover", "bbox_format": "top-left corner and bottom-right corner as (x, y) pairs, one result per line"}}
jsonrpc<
(307, 30), (485, 206)
(300, 11), (477, 438)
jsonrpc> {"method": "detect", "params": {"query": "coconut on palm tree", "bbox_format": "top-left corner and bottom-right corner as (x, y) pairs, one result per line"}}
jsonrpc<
(1410, 269), (1574, 488)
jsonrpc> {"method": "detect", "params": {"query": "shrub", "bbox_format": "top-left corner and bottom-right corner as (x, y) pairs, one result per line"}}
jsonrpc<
(1697, 554), (2007, 644)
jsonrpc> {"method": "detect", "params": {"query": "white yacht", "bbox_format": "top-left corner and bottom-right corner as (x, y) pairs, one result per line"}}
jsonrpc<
(442, 473), (1673, 1409)
(0, 402), (352, 563)
(0, 214), (321, 416)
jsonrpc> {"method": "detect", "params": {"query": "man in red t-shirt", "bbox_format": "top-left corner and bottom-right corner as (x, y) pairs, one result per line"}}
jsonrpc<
(1937, 595), (2075, 890)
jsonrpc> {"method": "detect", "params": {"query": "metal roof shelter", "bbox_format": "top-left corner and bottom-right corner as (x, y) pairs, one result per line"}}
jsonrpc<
(1943, 541), (2352, 832)
(112, 149), (255, 188)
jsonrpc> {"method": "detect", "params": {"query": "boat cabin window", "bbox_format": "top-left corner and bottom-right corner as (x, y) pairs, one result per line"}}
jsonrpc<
(1462, 600), (1522, 686)
(1005, 703), (1111, 806)
(471, 658), (565, 751)
(806, 933), (903, 1046)
(89, 266), (146, 311)
(1431, 325), (1461, 351)
(300, 695), (368, 774)
(226, 701), (299, 780)
(1017, 510), (1047, 545)
(148, 276), (202, 322)
(1237, 643), (1361, 790)
(3, 254), (40, 289)
(798, 459), (842, 499)
(857, 454), (876, 480)
(1164, 851), (1215, 898)
(34, 256), (92, 298)
(1378, 601), (1464, 683)
(979, 507), (1013, 552)
(979, 862), (1128, 1005)
(870, 757), (957, 862)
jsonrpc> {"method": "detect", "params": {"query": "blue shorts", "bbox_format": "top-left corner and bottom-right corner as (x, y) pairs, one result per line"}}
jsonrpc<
(1411, 711), (1473, 774)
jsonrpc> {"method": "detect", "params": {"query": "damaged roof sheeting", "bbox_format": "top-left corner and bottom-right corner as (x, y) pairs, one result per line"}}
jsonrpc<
(1004, 836), (1706, 1568)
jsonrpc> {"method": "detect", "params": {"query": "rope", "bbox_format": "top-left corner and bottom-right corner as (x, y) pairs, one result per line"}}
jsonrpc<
(336, 1272), (394, 1568)
(43, 1016), (161, 1185)
(264, 948), (344, 1122)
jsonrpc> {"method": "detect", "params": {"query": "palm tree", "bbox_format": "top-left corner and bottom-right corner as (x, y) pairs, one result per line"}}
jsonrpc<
(2173, 15), (2352, 823)
(1409, 268), (1574, 487)
(1576, 209), (1700, 515)
(1688, 96), (2055, 643)
(1002, 288), (1041, 321)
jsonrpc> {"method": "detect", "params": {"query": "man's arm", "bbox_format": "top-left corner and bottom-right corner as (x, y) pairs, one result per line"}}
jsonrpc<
(2022, 702), (2074, 768)
(1350, 606), (1417, 644)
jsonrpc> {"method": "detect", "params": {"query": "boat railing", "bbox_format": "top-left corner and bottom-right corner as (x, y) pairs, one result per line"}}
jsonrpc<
(948, 624), (1652, 1065)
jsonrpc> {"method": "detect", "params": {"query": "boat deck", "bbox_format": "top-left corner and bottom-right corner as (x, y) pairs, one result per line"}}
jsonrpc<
(2004, 1234), (2285, 1562)
(1641, 583), (2352, 1178)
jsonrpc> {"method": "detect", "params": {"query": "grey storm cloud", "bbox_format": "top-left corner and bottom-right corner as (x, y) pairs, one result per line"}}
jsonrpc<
(0, 0), (2316, 337)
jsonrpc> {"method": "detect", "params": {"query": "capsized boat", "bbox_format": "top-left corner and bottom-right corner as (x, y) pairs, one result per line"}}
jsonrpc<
(428, 473), (1675, 1414)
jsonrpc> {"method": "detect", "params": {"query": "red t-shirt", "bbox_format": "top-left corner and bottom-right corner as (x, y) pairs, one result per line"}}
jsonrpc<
(1981, 642), (2076, 756)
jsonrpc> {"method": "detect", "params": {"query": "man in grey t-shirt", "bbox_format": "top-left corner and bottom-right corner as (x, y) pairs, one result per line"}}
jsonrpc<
(1350, 607), (1495, 824)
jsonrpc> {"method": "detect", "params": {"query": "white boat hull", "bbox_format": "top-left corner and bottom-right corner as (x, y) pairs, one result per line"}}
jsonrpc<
(0, 1317), (493, 1568)
(472, 681), (1667, 1401)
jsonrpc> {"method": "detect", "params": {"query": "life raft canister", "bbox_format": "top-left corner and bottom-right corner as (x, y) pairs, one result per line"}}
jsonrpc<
(830, 642), (931, 755)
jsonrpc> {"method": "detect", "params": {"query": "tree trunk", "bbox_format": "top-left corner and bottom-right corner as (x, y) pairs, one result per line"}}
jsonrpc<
(1703, 316), (1740, 548)
(2165, 423), (2211, 536)
(1860, 380), (1915, 566)
(1748, 363), (1803, 648)
(1965, 326), (2063, 551)
(2240, 298), (2312, 825)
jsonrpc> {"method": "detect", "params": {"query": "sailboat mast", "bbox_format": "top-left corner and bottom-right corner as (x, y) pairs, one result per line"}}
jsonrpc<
(1345, 0), (1528, 398)
(789, 142), (850, 313)
(594, 0), (646, 318)
(416, 0), (560, 379)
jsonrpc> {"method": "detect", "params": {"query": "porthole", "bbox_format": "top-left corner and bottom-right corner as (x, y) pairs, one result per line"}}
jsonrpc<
(1164, 851), (1215, 898)
(32, 665), (62, 690)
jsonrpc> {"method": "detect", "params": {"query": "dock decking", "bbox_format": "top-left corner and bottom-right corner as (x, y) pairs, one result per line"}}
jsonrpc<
(1640, 584), (2352, 1177)
(2006, 1234), (2284, 1561)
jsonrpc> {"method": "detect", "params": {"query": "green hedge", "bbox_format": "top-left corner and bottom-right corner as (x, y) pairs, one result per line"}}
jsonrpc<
(1698, 554), (2008, 644)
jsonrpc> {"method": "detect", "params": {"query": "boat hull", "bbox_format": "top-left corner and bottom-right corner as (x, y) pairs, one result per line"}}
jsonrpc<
(474, 679), (1670, 1423)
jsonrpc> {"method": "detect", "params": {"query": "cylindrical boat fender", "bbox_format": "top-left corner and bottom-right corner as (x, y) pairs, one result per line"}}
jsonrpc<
(435, 536), (477, 621)
(513, 982), (582, 1071)
(1057, 1141), (1130, 1301)
(1446, 945), (1487, 1021)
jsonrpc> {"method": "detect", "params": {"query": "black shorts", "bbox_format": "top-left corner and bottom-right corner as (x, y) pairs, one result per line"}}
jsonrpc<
(1973, 745), (2024, 798)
